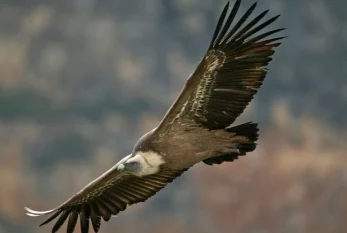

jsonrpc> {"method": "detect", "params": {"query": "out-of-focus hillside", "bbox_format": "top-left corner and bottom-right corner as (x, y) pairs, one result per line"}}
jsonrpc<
(0, 0), (346, 233)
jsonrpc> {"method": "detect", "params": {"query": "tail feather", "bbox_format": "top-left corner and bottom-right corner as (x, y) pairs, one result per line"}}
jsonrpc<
(225, 122), (259, 141)
(203, 122), (259, 165)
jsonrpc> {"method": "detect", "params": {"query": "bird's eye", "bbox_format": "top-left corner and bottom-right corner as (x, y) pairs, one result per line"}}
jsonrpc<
(127, 161), (138, 167)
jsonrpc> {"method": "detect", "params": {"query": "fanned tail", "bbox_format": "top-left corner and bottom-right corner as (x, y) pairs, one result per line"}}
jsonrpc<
(203, 122), (259, 165)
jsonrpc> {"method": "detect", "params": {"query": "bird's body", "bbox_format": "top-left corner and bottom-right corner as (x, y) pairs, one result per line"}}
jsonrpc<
(26, 1), (285, 232)
(137, 122), (257, 171)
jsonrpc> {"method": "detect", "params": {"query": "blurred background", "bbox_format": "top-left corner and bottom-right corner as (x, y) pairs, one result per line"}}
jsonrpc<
(0, 0), (347, 232)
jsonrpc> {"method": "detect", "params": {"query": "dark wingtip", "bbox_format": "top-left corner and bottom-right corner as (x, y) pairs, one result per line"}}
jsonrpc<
(38, 210), (63, 227)
(209, 0), (232, 49)
(250, 2), (258, 10)
(233, 0), (241, 10)
(80, 204), (91, 233)
(67, 211), (78, 233)
(51, 210), (70, 233)
(273, 14), (281, 20)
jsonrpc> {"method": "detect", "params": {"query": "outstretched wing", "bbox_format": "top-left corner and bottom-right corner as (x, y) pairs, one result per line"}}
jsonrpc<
(157, 0), (285, 131)
(26, 164), (186, 233)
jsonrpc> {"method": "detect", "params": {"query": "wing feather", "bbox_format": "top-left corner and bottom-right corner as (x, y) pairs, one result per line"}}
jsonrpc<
(212, 0), (241, 48)
(222, 2), (258, 45)
(26, 166), (187, 233)
(209, 1), (231, 48)
(38, 209), (63, 226)
(156, 0), (285, 131)
(67, 210), (78, 233)
(89, 203), (101, 232)
(52, 210), (70, 233)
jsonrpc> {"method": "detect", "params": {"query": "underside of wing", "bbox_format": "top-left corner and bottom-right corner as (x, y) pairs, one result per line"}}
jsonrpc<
(157, 0), (285, 130)
(26, 169), (187, 233)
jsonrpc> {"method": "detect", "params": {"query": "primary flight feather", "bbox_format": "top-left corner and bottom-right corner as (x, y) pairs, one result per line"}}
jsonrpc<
(26, 1), (285, 232)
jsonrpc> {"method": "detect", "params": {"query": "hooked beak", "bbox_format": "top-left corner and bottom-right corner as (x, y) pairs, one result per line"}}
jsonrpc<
(117, 164), (125, 171)
(117, 162), (140, 172)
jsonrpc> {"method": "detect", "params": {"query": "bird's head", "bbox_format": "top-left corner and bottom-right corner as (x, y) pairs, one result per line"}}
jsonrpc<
(116, 151), (165, 177)
(116, 160), (141, 173)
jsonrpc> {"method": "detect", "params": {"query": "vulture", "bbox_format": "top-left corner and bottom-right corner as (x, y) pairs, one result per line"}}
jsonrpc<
(26, 0), (285, 232)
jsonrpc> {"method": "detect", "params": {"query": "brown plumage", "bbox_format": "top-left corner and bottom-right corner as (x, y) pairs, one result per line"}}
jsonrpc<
(157, 1), (284, 131)
(25, 1), (285, 232)
(26, 169), (186, 233)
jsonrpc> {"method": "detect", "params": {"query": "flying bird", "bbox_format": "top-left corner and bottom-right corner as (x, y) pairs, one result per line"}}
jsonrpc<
(26, 0), (285, 232)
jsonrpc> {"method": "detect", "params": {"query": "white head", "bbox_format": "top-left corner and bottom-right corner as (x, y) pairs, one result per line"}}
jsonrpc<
(117, 151), (165, 177)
